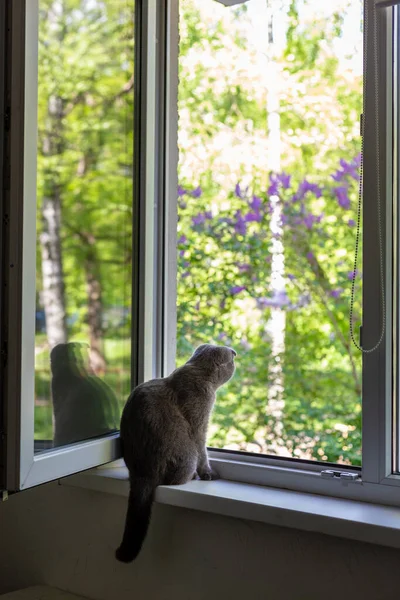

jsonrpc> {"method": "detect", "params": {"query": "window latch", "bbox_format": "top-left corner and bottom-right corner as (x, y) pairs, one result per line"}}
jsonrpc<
(321, 470), (359, 482)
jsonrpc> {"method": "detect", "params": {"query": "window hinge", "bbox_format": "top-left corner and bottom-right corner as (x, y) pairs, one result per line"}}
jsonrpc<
(359, 325), (363, 348)
(321, 470), (359, 482)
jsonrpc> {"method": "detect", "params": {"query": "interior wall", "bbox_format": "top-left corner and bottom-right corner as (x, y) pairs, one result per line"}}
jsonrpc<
(1, 481), (400, 600)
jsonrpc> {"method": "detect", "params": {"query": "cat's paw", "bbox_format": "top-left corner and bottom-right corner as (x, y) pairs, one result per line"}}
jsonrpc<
(199, 467), (219, 481)
(192, 471), (201, 480)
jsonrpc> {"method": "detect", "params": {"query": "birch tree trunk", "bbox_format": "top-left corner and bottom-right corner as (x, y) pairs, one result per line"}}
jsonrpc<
(40, 92), (67, 349)
(264, 0), (286, 449)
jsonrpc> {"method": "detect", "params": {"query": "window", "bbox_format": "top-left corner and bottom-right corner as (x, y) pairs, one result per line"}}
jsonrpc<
(168, 0), (400, 505)
(0, 0), (170, 490)
(2, 0), (400, 509)
(33, 0), (134, 454)
(176, 0), (363, 465)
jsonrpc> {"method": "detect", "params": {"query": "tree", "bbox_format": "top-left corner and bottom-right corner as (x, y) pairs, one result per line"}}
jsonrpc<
(177, 0), (362, 464)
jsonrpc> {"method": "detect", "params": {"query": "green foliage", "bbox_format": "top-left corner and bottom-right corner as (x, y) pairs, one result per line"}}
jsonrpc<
(35, 0), (363, 466)
(177, 0), (363, 464)
(35, 0), (134, 439)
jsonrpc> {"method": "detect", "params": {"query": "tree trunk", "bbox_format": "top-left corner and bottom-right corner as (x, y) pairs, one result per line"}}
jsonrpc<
(40, 92), (67, 349)
(265, 2), (286, 451)
(84, 243), (106, 374)
(40, 191), (67, 348)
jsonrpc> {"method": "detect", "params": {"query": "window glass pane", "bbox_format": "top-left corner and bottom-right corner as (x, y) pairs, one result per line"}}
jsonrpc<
(177, 0), (362, 464)
(34, 0), (134, 452)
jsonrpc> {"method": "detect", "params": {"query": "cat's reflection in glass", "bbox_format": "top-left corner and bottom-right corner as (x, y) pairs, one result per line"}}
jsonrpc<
(50, 342), (119, 447)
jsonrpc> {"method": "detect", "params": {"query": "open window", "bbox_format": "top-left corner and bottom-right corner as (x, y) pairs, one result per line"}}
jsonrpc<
(163, 0), (400, 505)
(2, 0), (400, 508)
(1, 0), (176, 491)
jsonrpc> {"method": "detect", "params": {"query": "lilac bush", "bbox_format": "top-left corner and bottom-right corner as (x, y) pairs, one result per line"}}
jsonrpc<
(176, 156), (362, 464)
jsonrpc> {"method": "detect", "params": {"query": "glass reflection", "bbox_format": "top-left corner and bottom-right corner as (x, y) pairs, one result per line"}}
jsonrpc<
(34, 0), (134, 452)
(51, 343), (119, 446)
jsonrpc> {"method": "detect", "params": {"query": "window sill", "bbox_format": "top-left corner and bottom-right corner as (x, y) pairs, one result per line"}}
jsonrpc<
(63, 462), (400, 550)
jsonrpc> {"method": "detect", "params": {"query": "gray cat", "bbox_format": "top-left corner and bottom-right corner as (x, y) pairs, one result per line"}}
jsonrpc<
(115, 343), (236, 562)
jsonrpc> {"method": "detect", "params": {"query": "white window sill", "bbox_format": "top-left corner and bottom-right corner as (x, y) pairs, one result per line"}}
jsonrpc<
(62, 461), (400, 550)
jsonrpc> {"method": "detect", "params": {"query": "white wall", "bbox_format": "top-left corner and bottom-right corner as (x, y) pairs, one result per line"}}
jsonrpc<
(1, 482), (400, 600)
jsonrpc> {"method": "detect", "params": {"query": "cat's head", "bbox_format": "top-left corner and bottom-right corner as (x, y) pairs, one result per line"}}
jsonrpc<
(50, 342), (89, 374)
(188, 344), (236, 387)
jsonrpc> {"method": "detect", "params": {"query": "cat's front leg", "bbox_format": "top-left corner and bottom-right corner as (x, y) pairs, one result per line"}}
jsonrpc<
(197, 445), (219, 481)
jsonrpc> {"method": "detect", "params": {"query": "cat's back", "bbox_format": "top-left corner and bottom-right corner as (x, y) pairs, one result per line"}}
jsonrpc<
(120, 377), (192, 477)
(120, 377), (179, 435)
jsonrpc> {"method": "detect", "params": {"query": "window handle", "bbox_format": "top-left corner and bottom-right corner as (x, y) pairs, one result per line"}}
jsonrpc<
(321, 470), (359, 482)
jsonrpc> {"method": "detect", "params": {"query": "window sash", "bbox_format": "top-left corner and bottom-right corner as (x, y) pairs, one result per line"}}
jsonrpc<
(361, 0), (394, 486)
(3, 0), (171, 491)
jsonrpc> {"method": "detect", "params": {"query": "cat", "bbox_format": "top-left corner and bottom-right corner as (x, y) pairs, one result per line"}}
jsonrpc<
(115, 343), (236, 563)
(50, 342), (119, 446)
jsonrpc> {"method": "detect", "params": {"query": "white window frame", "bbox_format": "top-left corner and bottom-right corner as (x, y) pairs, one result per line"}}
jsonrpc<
(3, 0), (400, 508)
(161, 0), (400, 507)
(2, 0), (172, 490)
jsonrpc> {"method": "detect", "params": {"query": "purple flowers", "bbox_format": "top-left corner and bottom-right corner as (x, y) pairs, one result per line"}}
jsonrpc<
(267, 172), (292, 197)
(244, 211), (262, 223)
(230, 285), (246, 295)
(250, 196), (262, 211)
(175, 155), (360, 322)
(331, 158), (360, 184)
(340, 158), (359, 181)
(303, 213), (316, 230)
(256, 289), (310, 311)
(334, 186), (351, 209)
(280, 173), (291, 189)
(234, 210), (247, 236)
(235, 183), (244, 198)
(178, 185), (186, 197)
(192, 213), (206, 226)
(192, 186), (202, 198)
(348, 269), (361, 280)
(268, 181), (279, 197)
(294, 179), (322, 201)
(192, 211), (212, 226)
(257, 290), (290, 309)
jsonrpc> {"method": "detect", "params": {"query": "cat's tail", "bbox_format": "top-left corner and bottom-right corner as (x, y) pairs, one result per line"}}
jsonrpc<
(115, 477), (155, 563)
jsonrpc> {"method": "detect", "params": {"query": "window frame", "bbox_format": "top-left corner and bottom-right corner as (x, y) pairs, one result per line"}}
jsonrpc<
(2, 0), (172, 491)
(162, 0), (400, 506)
(3, 0), (400, 506)
(0, 0), (6, 492)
